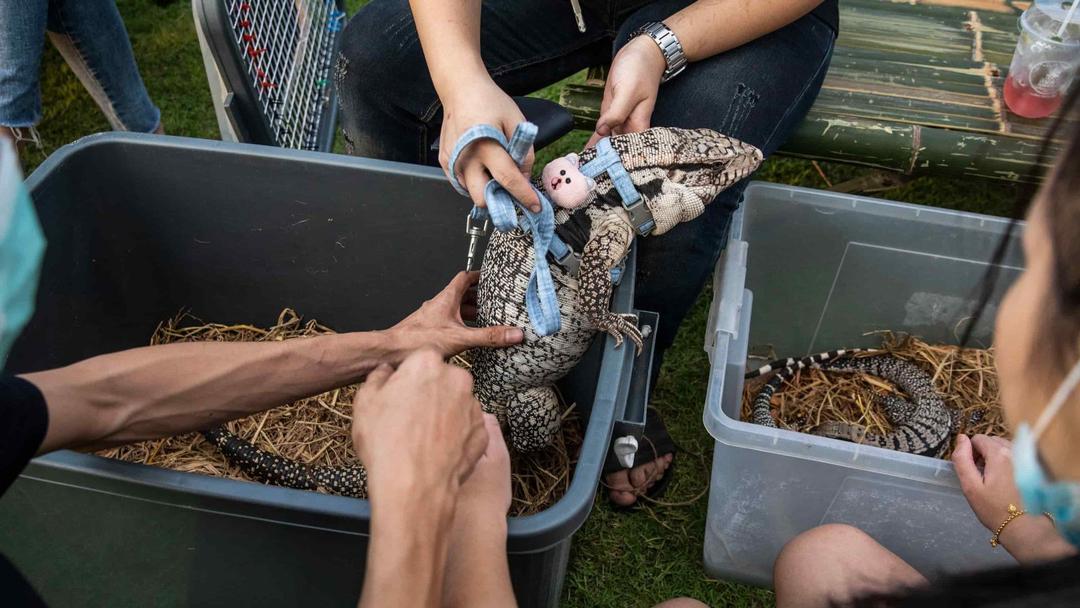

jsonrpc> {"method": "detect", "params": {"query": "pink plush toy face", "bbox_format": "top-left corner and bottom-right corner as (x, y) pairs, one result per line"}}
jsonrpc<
(541, 153), (595, 209)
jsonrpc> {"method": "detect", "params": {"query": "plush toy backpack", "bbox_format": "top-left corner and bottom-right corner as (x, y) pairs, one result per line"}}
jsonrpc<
(468, 125), (763, 451)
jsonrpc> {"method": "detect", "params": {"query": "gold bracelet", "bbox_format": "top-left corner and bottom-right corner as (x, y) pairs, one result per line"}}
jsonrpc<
(990, 504), (1026, 548)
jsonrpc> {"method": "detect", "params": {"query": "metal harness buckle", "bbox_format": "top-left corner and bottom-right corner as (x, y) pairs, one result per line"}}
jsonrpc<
(465, 213), (491, 272)
(625, 200), (655, 236)
(552, 247), (581, 276)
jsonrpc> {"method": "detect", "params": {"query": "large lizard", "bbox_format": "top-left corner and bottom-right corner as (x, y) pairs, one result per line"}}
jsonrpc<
(200, 126), (762, 495)
(471, 127), (762, 452)
(746, 350), (958, 457)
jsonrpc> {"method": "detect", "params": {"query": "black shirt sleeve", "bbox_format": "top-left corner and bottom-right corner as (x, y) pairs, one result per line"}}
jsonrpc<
(0, 374), (50, 607)
(0, 374), (48, 497)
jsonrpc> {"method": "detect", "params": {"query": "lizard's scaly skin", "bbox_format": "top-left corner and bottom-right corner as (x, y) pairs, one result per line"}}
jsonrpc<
(471, 128), (762, 452)
(748, 352), (957, 457)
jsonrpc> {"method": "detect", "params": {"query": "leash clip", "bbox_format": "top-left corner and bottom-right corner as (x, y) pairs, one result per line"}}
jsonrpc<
(465, 213), (491, 272)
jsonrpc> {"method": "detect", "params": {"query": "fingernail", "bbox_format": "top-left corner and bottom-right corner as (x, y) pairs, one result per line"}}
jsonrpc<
(505, 328), (524, 343)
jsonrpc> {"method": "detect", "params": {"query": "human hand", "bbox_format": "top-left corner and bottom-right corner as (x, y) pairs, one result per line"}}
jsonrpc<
(351, 350), (488, 503)
(439, 80), (540, 212)
(440, 414), (517, 608)
(387, 271), (524, 361)
(456, 413), (513, 522)
(953, 434), (1073, 562)
(587, 35), (666, 147)
(952, 434), (1024, 530)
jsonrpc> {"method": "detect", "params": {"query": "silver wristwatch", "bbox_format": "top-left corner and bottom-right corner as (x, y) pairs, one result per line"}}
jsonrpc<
(632, 21), (687, 83)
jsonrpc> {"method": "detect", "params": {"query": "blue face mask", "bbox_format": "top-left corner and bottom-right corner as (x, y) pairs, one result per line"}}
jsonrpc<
(0, 140), (45, 369)
(1013, 357), (1080, 547)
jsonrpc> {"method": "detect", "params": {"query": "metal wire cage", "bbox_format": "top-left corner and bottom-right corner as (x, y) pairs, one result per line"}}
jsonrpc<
(193, 0), (346, 152)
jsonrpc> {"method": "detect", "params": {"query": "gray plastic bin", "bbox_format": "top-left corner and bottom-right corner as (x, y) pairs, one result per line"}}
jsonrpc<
(0, 133), (641, 608)
(702, 183), (1023, 587)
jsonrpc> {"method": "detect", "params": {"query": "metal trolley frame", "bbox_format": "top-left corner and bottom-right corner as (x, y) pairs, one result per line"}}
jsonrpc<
(193, 0), (346, 151)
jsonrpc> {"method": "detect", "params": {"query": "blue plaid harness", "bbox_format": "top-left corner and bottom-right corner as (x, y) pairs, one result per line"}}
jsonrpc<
(448, 122), (649, 336)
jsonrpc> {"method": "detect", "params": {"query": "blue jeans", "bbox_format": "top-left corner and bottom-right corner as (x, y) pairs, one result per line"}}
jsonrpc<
(0, 0), (160, 136)
(336, 0), (835, 366)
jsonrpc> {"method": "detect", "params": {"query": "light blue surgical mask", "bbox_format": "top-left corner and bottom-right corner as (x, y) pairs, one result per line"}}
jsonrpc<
(0, 140), (45, 369)
(1013, 356), (1080, 547)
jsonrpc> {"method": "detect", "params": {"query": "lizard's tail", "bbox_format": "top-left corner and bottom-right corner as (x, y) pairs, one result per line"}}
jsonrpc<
(749, 375), (782, 428)
(745, 348), (879, 379)
(202, 426), (368, 498)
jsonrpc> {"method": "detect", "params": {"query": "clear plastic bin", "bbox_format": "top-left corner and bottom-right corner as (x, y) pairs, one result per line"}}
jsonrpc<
(702, 183), (1023, 587)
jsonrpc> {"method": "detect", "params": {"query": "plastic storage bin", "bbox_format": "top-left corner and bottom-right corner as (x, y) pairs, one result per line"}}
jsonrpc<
(0, 133), (641, 608)
(702, 183), (1023, 587)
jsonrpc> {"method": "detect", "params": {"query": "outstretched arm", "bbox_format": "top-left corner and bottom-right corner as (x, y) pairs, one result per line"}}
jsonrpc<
(25, 272), (522, 453)
(27, 331), (393, 453)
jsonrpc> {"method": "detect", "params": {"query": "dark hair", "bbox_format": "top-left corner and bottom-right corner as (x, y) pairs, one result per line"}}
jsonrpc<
(962, 75), (1080, 374)
(851, 76), (1080, 608)
(1039, 83), (1080, 371)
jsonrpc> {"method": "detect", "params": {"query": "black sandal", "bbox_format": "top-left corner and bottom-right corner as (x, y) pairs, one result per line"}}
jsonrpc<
(603, 407), (677, 509)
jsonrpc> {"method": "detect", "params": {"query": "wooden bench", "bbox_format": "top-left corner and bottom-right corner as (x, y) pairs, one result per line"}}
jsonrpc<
(560, 0), (1073, 191)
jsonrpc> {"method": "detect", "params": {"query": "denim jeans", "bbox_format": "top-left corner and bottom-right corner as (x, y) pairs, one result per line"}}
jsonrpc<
(336, 0), (836, 370)
(0, 0), (160, 136)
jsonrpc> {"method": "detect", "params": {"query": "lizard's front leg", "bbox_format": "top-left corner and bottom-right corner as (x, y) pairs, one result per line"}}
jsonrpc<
(578, 217), (642, 352)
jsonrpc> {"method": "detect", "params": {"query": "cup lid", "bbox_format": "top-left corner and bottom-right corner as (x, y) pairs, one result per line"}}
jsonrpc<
(1025, 0), (1080, 44)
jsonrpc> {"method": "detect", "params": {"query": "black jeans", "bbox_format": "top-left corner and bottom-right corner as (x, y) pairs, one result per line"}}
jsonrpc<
(336, 0), (836, 368)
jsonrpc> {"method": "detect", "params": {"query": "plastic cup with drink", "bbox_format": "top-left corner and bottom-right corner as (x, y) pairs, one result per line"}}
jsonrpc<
(1004, 0), (1080, 119)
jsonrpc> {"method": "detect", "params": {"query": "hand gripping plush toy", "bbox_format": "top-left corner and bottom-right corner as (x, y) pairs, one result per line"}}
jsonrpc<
(469, 126), (762, 452)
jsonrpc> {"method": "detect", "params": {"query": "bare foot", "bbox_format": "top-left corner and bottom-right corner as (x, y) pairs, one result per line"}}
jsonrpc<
(605, 452), (673, 507)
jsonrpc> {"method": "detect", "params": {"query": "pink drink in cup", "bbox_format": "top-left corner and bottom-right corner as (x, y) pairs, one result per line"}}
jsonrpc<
(1004, 0), (1079, 119)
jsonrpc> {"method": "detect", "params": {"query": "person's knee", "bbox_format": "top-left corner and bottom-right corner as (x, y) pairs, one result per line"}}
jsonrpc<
(776, 524), (871, 573)
(775, 524), (877, 591)
(335, 0), (433, 160)
(774, 525), (875, 608)
(775, 524), (926, 608)
(336, 0), (419, 111)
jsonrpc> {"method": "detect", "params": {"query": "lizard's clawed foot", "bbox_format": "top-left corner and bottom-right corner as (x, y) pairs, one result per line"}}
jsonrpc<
(598, 313), (643, 354)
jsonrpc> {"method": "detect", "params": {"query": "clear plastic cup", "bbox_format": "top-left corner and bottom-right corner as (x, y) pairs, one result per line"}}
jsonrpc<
(1004, 0), (1080, 119)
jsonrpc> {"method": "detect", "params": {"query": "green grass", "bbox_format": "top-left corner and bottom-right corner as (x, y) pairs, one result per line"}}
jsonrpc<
(23, 2), (1020, 606)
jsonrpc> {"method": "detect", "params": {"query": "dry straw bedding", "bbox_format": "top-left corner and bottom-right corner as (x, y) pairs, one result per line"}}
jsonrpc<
(741, 333), (1008, 458)
(98, 309), (582, 516)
